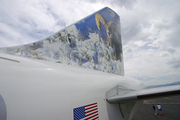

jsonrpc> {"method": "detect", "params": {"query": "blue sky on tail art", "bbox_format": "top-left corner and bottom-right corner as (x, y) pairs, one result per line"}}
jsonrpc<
(75, 7), (120, 42)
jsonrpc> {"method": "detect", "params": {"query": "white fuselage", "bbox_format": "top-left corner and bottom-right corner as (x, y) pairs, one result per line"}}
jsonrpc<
(0, 53), (145, 120)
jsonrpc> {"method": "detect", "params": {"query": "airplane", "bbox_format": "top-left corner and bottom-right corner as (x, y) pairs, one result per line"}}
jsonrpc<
(0, 7), (180, 120)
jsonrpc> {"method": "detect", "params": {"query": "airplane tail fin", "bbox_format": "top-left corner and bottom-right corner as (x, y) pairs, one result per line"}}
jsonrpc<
(0, 7), (124, 75)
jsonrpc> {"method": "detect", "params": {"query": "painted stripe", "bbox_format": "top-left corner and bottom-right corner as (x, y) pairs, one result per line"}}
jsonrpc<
(86, 110), (98, 117)
(85, 103), (97, 107)
(84, 113), (98, 120)
(85, 105), (97, 110)
(92, 116), (99, 120)
(85, 108), (98, 114)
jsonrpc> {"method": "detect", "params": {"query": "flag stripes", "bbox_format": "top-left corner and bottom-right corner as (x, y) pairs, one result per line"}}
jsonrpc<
(73, 102), (99, 120)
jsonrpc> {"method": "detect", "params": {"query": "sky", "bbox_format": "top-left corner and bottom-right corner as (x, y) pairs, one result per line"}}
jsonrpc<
(0, 0), (180, 86)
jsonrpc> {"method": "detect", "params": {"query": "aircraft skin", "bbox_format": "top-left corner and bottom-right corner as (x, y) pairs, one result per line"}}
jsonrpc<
(0, 52), (145, 120)
(0, 7), (180, 120)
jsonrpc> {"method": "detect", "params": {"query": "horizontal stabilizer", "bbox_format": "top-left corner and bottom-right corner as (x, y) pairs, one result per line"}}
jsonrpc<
(107, 85), (180, 104)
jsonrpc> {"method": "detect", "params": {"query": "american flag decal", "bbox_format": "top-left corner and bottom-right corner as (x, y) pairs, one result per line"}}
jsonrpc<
(73, 102), (99, 120)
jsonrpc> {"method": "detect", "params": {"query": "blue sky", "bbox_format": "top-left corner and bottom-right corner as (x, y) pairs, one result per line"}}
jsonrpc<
(0, 0), (180, 86)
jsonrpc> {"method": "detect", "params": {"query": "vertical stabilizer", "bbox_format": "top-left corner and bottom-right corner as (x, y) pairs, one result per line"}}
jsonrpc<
(0, 7), (124, 75)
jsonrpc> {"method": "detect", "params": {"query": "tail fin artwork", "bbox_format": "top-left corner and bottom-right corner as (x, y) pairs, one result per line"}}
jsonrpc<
(0, 7), (124, 75)
(0, 7), (180, 120)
